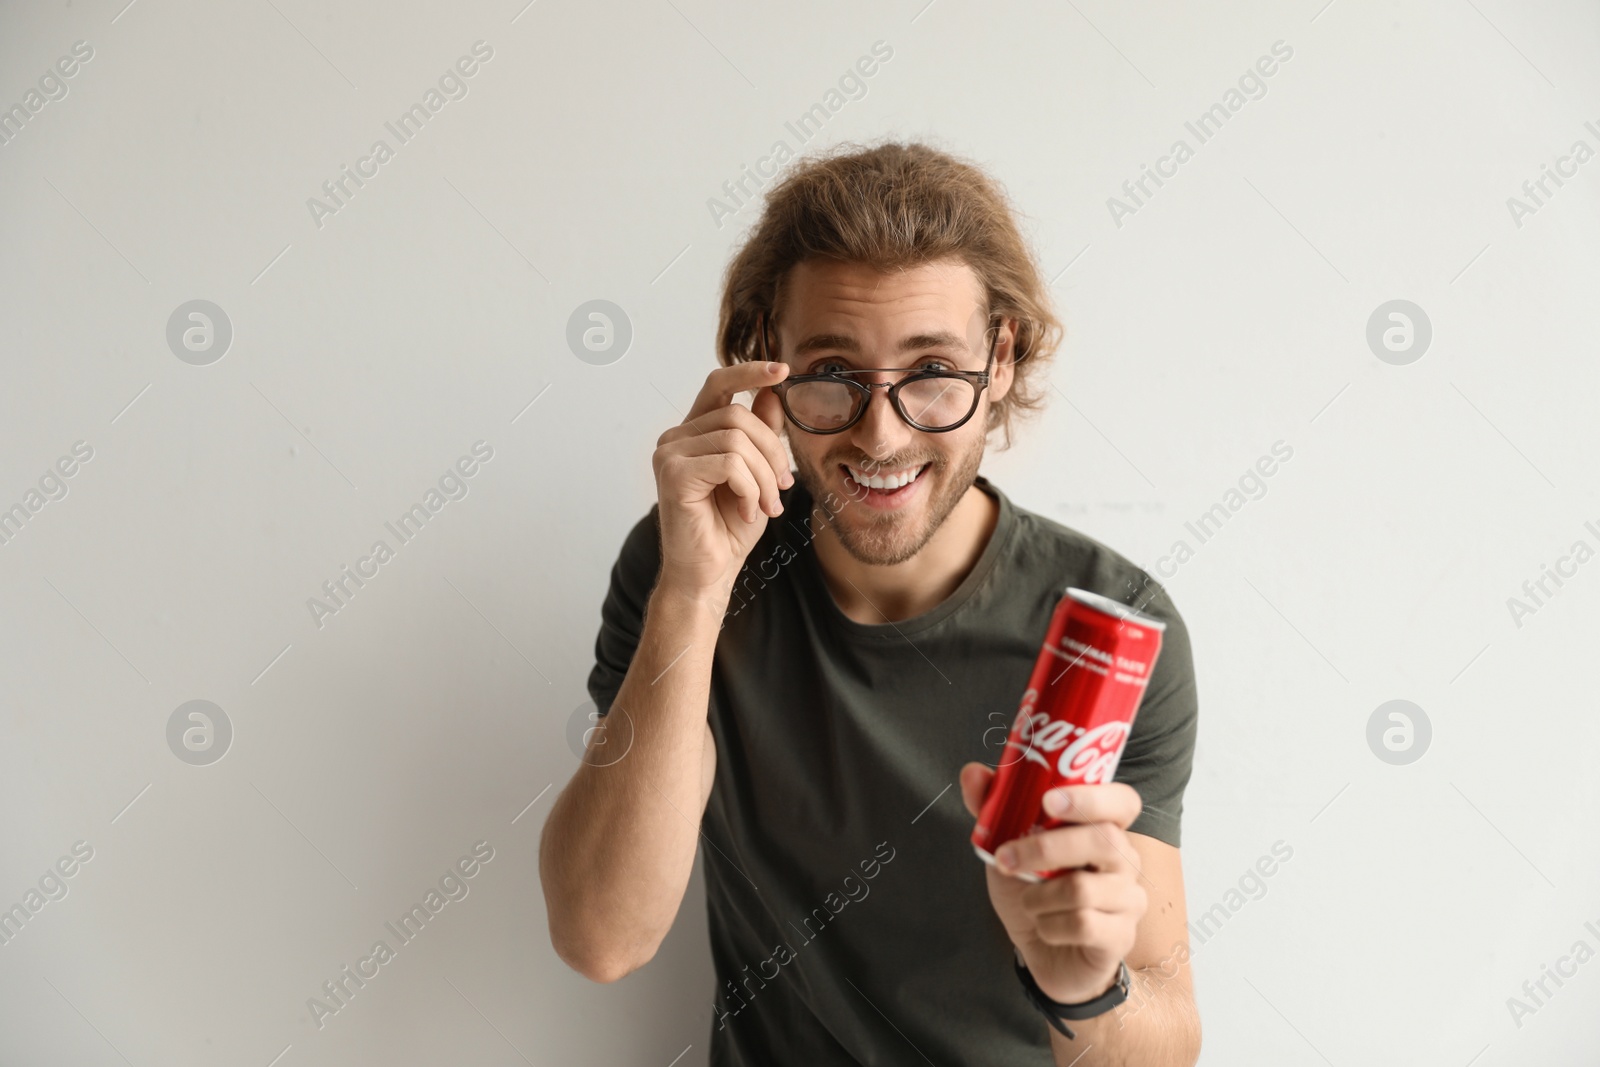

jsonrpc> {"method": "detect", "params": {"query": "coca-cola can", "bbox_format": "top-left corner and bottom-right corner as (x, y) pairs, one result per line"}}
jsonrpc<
(972, 587), (1167, 883)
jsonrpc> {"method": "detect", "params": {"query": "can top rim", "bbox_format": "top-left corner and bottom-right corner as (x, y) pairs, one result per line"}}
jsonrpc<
(1064, 587), (1168, 632)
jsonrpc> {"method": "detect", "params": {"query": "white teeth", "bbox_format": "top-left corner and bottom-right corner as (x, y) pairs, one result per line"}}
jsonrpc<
(846, 463), (927, 490)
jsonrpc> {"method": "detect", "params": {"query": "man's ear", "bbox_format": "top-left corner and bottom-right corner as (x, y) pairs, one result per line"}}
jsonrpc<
(990, 316), (1020, 402)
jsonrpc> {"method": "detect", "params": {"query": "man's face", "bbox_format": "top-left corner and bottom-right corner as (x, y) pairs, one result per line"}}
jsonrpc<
(772, 257), (1013, 567)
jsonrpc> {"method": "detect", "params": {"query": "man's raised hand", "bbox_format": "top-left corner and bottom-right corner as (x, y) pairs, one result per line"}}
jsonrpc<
(653, 360), (794, 599)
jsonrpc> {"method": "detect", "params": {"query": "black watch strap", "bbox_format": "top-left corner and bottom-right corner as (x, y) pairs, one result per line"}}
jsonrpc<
(1012, 952), (1131, 1040)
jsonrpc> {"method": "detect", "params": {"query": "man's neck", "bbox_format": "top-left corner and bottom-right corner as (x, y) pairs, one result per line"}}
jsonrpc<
(811, 482), (1000, 625)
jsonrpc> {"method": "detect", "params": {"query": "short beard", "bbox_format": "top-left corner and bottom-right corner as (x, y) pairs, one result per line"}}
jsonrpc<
(793, 430), (986, 567)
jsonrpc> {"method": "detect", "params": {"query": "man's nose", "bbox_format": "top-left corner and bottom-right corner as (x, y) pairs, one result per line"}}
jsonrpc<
(851, 379), (914, 457)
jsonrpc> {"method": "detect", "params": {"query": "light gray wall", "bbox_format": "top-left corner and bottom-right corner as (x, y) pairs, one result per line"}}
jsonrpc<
(2, 1), (1597, 1064)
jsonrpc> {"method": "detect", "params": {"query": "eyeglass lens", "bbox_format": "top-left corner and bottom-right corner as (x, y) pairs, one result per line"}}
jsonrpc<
(783, 374), (977, 431)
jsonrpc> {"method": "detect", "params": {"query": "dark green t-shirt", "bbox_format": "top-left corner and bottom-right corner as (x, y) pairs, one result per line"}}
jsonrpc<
(587, 474), (1199, 1066)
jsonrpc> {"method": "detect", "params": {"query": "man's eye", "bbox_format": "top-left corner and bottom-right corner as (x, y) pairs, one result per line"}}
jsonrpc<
(918, 359), (952, 372)
(813, 360), (850, 374)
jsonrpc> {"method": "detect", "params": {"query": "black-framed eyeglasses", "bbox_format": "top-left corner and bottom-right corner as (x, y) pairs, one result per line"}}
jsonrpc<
(759, 312), (1002, 435)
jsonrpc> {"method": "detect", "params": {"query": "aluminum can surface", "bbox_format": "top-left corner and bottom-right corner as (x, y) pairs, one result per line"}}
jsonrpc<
(972, 587), (1167, 883)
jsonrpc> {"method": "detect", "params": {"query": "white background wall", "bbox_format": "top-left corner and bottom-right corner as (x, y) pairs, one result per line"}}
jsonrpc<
(2, 0), (1598, 1064)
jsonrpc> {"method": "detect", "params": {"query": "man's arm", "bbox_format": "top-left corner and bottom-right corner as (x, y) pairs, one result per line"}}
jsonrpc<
(540, 358), (794, 984)
(1044, 834), (1200, 1067)
(539, 582), (724, 982)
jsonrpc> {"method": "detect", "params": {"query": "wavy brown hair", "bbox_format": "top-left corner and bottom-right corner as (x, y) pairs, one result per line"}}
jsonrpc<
(715, 139), (1063, 451)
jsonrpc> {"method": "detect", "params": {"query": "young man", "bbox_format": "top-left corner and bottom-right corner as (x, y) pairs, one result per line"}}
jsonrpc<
(541, 142), (1201, 1065)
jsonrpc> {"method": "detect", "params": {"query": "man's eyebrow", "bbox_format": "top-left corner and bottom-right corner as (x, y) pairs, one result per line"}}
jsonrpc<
(791, 330), (969, 361)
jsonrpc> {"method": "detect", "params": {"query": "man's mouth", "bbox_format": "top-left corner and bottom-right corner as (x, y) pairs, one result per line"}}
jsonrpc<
(838, 461), (930, 510)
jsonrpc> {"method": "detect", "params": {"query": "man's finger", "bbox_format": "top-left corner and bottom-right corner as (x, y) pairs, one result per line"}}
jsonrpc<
(1019, 869), (1145, 918)
(959, 761), (995, 819)
(993, 822), (1133, 878)
(686, 360), (789, 422)
(1033, 907), (1121, 950)
(1039, 782), (1143, 830)
(696, 432), (783, 515)
(660, 404), (792, 491)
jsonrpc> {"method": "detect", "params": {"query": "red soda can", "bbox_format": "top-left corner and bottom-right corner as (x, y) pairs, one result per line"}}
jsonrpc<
(972, 587), (1167, 883)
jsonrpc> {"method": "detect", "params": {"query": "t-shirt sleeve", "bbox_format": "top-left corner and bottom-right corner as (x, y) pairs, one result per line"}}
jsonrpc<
(586, 504), (663, 719)
(1113, 577), (1199, 848)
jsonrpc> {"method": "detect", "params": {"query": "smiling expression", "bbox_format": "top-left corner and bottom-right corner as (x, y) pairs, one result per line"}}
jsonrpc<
(772, 257), (1014, 566)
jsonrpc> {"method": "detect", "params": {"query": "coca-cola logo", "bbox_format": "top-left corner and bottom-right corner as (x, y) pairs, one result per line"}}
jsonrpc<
(1053, 720), (1130, 784)
(1006, 694), (1131, 785)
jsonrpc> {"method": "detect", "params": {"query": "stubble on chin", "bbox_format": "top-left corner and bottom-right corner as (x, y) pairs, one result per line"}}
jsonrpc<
(798, 435), (985, 567)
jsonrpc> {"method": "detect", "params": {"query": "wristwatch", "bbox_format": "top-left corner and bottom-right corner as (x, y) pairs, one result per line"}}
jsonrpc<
(1012, 949), (1131, 1040)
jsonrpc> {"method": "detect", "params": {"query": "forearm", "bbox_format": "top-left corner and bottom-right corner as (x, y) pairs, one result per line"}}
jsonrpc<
(1047, 965), (1200, 1067)
(540, 580), (728, 980)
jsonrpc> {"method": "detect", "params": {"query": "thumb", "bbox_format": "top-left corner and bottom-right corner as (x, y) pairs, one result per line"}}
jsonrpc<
(959, 761), (996, 819)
